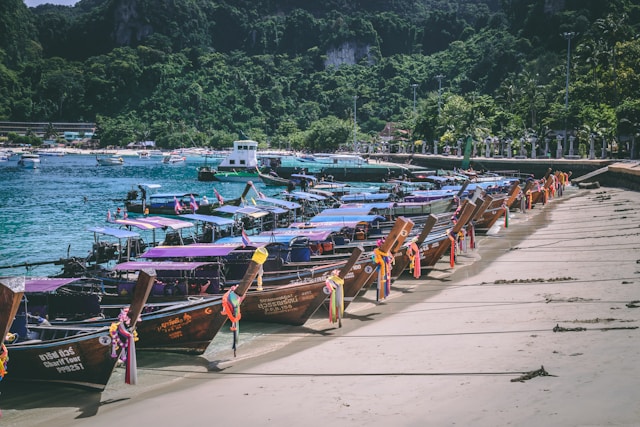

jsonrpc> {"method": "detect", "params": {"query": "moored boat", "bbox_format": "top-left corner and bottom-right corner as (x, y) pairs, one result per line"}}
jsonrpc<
(96, 155), (124, 166)
(2, 270), (155, 390)
(17, 153), (41, 168)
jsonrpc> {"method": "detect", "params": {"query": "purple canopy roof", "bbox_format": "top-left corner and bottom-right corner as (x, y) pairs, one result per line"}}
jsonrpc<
(259, 229), (333, 241)
(25, 277), (89, 293)
(141, 243), (242, 258)
(114, 261), (217, 271)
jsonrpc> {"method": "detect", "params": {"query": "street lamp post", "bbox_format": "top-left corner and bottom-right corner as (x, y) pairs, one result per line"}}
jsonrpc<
(435, 74), (444, 116)
(485, 137), (491, 158)
(556, 135), (563, 159)
(506, 138), (512, 158)
(353, 95), (358, 152)
(589, 134), (596, 159)
(411, 83), (418, 115)
(563, 32), (576, 157)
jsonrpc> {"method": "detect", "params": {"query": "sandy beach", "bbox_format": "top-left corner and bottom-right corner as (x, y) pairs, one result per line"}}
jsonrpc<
(3, 183), (640, 427)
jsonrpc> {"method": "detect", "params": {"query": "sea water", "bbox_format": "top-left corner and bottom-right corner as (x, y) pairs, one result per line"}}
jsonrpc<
(0, 153), (279, 278)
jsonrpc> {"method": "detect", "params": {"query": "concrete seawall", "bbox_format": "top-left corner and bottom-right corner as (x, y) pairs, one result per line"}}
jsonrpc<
(373, 153), (640, 191)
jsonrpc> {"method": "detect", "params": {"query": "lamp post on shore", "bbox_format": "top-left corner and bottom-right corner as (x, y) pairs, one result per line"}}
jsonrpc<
(589, 133), (596, 159)
(435, 74), (444, 116)
(353, 95), (358, 152)
(411, 83), (418, 115)
(562, 32), (576, 158)
(556, 135), (563, 159)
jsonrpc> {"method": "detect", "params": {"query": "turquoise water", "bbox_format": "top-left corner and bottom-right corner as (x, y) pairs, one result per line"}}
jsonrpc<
(0, 154), (277, 277)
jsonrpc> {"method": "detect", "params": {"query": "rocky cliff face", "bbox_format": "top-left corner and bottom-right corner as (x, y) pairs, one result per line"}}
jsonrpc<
(112, 0), (153, 46)
(324, 41), (374, 68)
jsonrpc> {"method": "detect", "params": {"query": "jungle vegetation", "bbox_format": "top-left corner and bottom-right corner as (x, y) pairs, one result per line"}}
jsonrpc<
(1, 0), (639, 157)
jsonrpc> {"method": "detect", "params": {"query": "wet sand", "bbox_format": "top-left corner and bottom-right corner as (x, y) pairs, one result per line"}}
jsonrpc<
(3, 184), (640, 427)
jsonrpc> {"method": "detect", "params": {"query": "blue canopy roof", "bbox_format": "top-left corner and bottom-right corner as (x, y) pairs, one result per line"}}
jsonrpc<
(309, 214), (385, 224)
(319, 207), (377, 216)
(87, 226), (140, 239)
(216, 234), (304, 245)
(255, 196), (301, 210)
(341, 193), (392, 202)
(181, 213), (234, 226)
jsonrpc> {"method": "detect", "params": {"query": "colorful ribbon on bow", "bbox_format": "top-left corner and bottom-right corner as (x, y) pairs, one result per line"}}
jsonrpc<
(0, 343), (8, 381)
(324, 273), (345, 326)
(407, 241), (421, 279)
(109, 308), (139, 385)
(447, 229), (456, 268)
(372, 247), (394, 301)
(502, 202), (509, 228)
(222, 285), (244, 356)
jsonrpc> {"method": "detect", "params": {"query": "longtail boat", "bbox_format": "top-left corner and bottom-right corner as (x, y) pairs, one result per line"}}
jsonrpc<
(239, 246), (365, 326)
(39, 253), (268, 355)
(340, 217), (415, 307)
(391, 214), (439, 279)
(2, 270), (155, 390)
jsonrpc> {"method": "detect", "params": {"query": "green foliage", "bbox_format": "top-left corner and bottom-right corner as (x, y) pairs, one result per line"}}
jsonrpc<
(0, 0), (636, 155)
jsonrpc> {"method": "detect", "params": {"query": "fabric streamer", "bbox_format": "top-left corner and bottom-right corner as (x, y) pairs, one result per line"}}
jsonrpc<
(324, 273), (345, 325)
(407, 241), (421, 278)
(0, 343), (8, 380)
(372, 247), (394, 301)
(222, 285), (244, 356)
(448, 230), (456, 268)
(109, 308), (139, 385)
(503, 202), (509, 228)
(468, 223), (476, 249)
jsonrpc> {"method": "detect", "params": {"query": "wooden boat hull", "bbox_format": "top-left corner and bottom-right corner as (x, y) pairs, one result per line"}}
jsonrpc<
(5, 327), (118, 390)
(53, 297), (227, 355)
(241, 279), (329, 326)
(4, 270), (156, 390)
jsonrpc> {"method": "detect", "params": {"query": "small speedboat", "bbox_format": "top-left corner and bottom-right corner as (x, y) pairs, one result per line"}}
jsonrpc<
(163, 154), (186, 164)
(96, 155), (124, 166)
(18, 153), (41, 168)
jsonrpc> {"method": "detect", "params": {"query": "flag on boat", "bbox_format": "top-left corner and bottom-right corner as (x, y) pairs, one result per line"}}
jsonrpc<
(213, 187), (224, 205)
(190, 194), (199, 212)
(174, 196), (182, 214)
(241, 229), (251, 247)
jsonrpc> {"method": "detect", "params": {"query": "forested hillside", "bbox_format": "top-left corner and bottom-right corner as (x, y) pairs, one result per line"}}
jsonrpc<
(1, 0), (639, 157)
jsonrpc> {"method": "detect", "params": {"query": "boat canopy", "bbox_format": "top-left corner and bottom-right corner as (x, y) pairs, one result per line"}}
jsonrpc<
(318, 207), (380, 216)
(150, 193), (199, 199)
(341, 193), (392, 202)
(214, 205), (271, 218)
(180, 214), (234, 226)
(309, 214), (385, 224)
(287, 191), (327, 201)
(216, 234), (304, 245)
(87, 226), (140, 239)
(288, 222), (361, 231)
(114, 261), (217, 271)
(141, 243), (243, 258)
(255, 196), (301, 210)
(259, 229), (333, 241)
(25, 277), (93, 293)
(134, 216), (194, 230)
(340, 202), (393, 210)
(112, 218), (158, 230)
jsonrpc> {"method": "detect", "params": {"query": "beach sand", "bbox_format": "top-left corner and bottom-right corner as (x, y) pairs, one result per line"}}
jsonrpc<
(3, 184), (639, 427)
